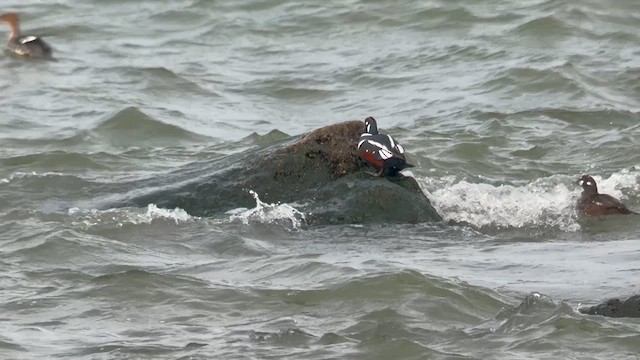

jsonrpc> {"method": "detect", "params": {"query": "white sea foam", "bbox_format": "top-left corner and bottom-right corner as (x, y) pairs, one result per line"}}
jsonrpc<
(144, 204), (194, 224)
(0, 171), (66, 184)
(227, 190), (306, 230)
(69, 204), (197, 228)
(417, 169), (640, 231)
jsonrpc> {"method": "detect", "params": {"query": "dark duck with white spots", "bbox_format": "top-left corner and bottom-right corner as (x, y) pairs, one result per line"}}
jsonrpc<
(0, 13), (53, 59)
(576, 175), (637, 216)
(358, 116), (414, 177)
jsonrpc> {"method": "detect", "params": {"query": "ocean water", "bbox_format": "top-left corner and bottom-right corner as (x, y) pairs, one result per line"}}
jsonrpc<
(1, 0), (640, 359)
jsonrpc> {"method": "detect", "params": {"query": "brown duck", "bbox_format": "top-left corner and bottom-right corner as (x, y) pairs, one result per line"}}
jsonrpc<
(0, 13), (53, 59)
(576, 175), (637, 216)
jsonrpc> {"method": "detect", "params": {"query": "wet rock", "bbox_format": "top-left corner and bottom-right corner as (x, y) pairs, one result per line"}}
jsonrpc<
(118, 120), (441, 224)
(578, 295), (640, 318)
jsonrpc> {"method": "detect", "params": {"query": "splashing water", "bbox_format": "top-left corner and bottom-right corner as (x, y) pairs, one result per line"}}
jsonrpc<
(416, 170), (640, 231)
(69, 204), (196, 228)
(425, 178), (578, 230)
(227, 190), (307, 230)
(144, 204), (195, 224)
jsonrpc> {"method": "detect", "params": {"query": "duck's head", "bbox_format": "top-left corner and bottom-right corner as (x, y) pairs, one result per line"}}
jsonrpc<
(0, 13), (20, 37)
(577, 175), (598, 194)
(364, 116), (378, 135)
(0, 13), (19, 27)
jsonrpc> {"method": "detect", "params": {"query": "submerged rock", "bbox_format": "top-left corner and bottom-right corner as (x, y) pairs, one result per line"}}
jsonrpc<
(578, 295), (640, 318)
(118, 120), (441, 224)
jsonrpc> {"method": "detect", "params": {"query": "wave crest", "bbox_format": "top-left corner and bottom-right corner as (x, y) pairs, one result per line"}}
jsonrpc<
(419, 169), (640, 231)
(68, 204), (196, 228)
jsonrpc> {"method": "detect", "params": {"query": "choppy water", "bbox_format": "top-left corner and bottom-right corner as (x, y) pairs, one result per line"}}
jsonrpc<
(2, 0), (640, 358)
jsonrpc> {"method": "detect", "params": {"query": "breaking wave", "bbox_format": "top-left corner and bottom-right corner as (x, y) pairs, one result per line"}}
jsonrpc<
(68, 204), (197, 229)
(418, 168), (640, 231)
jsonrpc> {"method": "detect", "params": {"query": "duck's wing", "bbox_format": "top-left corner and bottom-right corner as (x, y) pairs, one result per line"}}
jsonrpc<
(358, 136), (393, 160)
(361, 134), (407, 159)
(598, 194), (634, 214)
(17, 36), (53, 58)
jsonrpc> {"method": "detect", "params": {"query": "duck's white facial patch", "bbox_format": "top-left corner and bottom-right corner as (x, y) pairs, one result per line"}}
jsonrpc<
(586, 181), (592, 186)
(20, 36), (38, 44)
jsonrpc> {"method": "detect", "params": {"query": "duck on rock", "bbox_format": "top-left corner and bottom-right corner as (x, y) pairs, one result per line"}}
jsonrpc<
(0, 13), (53, 59)
(576, 175), (637, 216)
(357, 116), (414, 177)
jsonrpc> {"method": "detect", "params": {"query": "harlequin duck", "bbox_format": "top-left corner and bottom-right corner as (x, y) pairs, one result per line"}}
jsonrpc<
(0, 13), (53, 59)
(357, 116), (414, 177)
(576, 175), (637, 216)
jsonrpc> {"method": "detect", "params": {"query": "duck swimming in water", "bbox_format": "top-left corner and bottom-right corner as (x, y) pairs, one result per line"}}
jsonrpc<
(576, 175), (637, 216)
(0, 12), (53, 59)
(357, 116), (414, 177)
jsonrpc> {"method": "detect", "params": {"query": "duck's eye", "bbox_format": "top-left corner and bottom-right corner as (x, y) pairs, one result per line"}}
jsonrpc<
(586, 181), (592, 186)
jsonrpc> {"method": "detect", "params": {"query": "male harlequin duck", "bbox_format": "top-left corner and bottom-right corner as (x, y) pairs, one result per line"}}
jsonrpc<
(576, 175), (637, 216)
(0, 13), (53, 59)
(357, 116), (414, 177)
